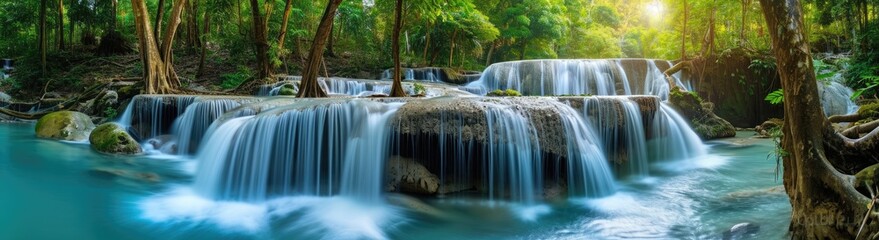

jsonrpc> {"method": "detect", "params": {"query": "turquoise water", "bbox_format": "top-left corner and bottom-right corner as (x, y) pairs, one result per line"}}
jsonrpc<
(0, 122), (789, 239)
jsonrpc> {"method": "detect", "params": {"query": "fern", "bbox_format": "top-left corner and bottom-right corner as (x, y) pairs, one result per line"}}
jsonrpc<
(765, 89), (784, 105)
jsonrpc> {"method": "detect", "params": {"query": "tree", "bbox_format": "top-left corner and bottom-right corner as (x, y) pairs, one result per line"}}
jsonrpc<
(248, 0), (272, 80)
(297, 0), (344, 98)
(57, 0), (64, 50)
(131, 0), (186, 94)
(39, 0), (47, 74)
(388, 0), (406, 97)
(759, 0), (879, 238)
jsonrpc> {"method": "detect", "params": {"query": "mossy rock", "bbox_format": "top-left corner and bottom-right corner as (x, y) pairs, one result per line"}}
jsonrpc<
(668, 87), (736, 140)
(35, 111), (96, 141)
(487, 89), (522, 97)
(89, 123), (142, 154)
(858, 102), (879, 119)
(669, 87), (705, 117)
(855, 164), (879, 189)
(278, 84), (297, 96)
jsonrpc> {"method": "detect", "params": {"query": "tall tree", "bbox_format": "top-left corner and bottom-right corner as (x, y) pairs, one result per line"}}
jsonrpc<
(39, 0), (47, 74)
(680, 0), (688, 60)
(57, 0), (65, 50)
(389, 0), (406, 97)
(760, 0), (879, 238)
(277, 0), (294, 54)
(131, 0), (186, 94)
(249, 0), (272, 80)
(297, 0), (344, 98)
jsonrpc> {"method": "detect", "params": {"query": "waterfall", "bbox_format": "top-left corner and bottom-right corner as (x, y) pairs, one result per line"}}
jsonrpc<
(116, 95), (197, 140)
(467, 59), (689, 100)
(193, 99), (402, 203)
(171, 98), (261, 155)
(392, 97), (616, 203)
(651, 103), (707, 161)
(581, 97), (649, 178)
(818, 74), (859, 116)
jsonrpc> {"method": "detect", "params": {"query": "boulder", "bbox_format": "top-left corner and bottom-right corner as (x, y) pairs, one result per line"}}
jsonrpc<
(278, 84), (297, 96)
(385, 156), (440, 195)
(669, 88), (736, 140)
(35, 111), (96, 141)
(89, 123), (142, 154)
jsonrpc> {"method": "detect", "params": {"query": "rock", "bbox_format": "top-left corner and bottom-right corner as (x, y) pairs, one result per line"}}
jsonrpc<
(89, 123), (142, 154)
(855, 164), (879, 189)
(145, 135), (178, 154)
(385, 156), (440, 195)
(35, 111), (96, 141)
(0, 91), (10, 102)
(278, 84), (297, 96)
(92, 90), (120, 117)
(668, 87), (736, 140)
(755, 118), (783, 137)
(722, 222), (760, 240)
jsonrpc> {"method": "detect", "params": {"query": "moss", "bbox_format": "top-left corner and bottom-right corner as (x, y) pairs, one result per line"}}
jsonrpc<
(855, 164), (879, 189)
(89, 123), (142, 154)
(487, 89), (522, 97)
(35, 111), (95, 141)
(278, 84), (297, 96)
(858, 102), (879, 119)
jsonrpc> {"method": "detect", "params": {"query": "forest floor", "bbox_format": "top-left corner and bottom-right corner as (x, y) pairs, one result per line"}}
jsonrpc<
(0, 45), (386, 102)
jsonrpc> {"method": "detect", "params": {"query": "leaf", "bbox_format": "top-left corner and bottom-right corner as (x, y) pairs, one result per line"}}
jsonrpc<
(765, 89), (784, 105)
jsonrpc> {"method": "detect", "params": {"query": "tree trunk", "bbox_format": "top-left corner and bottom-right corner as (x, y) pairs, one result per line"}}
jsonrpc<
(297, 0), (344, 98)
(197, 10), (211, 78)
(249, 0), (271, 80)
(421, 20), (433, 66)
(740, 0), (749, 47)
(39, 0), (47, 74)
(326, 23), (337, 57)
(132, 0), (184, 94)
(759, 0), (879, 238)
(154, 0), (166, 45)
(110, 0), (118, 32)
(389, 0), (406, 97)
(277, 0), (294, 53)
(681, 0), (688, 61)
(449, 28), (458, 66)
(57, 0), (65, 50)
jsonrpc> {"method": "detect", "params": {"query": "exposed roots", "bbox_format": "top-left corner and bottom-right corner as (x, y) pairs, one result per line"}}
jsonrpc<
(830, 113), (864, 123)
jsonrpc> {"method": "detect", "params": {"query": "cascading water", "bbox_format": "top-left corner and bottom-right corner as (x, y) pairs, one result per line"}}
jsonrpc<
(392, 97), (616, 203)
(818, 74), (859, 116)
(466, 59), (690, 99)
(116, 95), (196, 140)
(581, 97), (649, 177)
(651, 103), (707, 161)
(192, 99), (402, 203)
(171, 98), (262, 155)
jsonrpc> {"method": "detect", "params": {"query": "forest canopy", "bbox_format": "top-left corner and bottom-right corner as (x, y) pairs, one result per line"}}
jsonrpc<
(0, 0), (876, 97)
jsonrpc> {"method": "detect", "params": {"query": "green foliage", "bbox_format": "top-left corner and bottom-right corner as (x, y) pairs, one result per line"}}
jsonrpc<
(103, 106), (118, 119)
(765, 89), (784, 105)
(220, 66), (253, 90)
(767, 126), (787, 181)
(413, 83), (426, 95)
